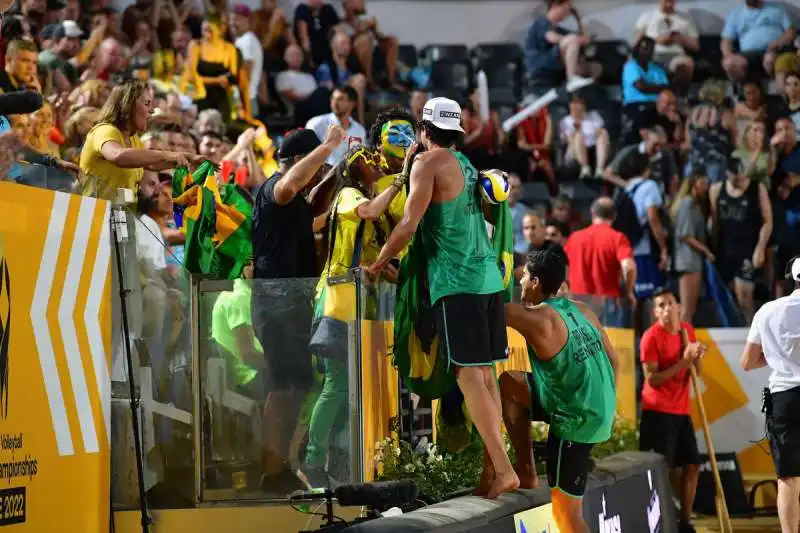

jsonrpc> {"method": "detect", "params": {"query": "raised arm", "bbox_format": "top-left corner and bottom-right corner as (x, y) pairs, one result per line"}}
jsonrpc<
(273, 125), (345, 205)
(368, 151), (435, 273)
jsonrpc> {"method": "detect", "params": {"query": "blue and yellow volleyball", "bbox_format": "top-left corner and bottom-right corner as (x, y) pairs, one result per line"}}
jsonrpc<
(478, 169), (510, 204)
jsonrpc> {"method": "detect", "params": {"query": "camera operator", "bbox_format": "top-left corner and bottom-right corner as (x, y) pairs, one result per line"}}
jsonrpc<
(741, 256), (800, 533)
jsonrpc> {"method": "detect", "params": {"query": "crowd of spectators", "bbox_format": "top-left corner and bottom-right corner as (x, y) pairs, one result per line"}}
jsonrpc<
(0, 0), (798, 328)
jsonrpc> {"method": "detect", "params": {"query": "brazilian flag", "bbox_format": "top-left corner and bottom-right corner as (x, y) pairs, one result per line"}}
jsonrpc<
(174, 162), (253, 280)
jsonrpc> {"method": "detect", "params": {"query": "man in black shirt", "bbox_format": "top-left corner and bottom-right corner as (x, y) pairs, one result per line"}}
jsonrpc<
(294, 0), (341, 68)
(251, 125), (346, 493)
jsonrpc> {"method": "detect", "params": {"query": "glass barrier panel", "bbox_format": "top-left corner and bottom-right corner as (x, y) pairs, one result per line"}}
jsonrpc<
(16, 164), (80, 193)
(110, 204), (196, 510)
(196, 275), (358, 502)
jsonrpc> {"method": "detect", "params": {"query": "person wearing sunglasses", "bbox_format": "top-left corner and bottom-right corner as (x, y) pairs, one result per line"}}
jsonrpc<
(303, 142), (407, 487)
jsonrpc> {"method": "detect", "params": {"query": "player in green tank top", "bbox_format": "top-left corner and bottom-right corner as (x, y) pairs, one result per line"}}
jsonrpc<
(367, 97), (517, 499)
(477, 249), (618, 533)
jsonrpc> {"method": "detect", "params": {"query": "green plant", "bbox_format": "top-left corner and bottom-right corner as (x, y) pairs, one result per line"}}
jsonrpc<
(374, 413), (639, 504)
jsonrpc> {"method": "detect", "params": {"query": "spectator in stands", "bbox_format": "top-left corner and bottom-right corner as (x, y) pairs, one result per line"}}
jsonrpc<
(6, 0), (46, 39)
(625, 152), (670, 301)
(253, 0), (292, 70)
(639, 287), (704, 533)
(409, 88), (428, 123)
(251, 125), (346, 491)
(545, 219), (569, 247)
(734, 80), (768, 135)
(0, 39), (40, 92)
(37, 21), (81, 89)
(81, 37), (124, 83)
(79, 79), (197, 199)
(710, 158), (773, 323)
(772, 172), (800, 297)
(198, 130), (224, 164)
(294, 0), (340, 68)
(181, 15), (245, 122)
(607, 125), (678, 193)
(548, 193), (584, 232)
(721, 0), (796, 85)
(276, 44), (329, 127)
(340, 0), (399, 90)
(782, 72), (800, 136)
(515, 104), (555, 191)
(685, 80), (736, 184)
(523, 0), (599, 91)
(671, 173), (713, 322)
(230, 4), (264, 118)
(306, 85), (365, 165)
(733, 120), (775, 187)
(461, 86), (503, 171)
(507, 172), (533, 258)
(515, 211), (567, 273)
(194, 108), (225, 138)
(771, 117), (800, 191)
(62, 105), (99, 163)
(621, 37), (670, 141)
(564, 197), (636, 324)
(316, 32), (366, 125)
(152, 26), (190, 86)
(633, 0), (698, 93)
(559, 92), (611, 180)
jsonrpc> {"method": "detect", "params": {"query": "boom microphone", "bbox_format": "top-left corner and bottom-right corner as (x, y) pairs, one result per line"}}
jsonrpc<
(0, 91), (43, 116)
(291, 480), (419, 509)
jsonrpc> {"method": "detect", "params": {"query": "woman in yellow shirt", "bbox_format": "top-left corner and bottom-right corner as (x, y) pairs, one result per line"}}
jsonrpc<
(304, 144), (407, 483)
(80, 79), (202, 199)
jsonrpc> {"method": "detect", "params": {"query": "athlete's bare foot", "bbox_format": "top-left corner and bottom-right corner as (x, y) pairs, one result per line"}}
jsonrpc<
(486, 469), (520, 499)
(475, 464), (494, 496)
(515, 464), (539, 489)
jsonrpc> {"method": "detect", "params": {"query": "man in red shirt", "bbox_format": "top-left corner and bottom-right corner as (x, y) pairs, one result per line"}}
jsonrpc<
(564, 196), (636, 325)
(639, 287), (706, 533)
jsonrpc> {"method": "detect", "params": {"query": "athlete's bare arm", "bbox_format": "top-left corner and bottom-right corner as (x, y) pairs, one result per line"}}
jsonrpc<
(573, 300), (620, 386)
(370, 152), (436, 271)
(504, 303), (564, 362)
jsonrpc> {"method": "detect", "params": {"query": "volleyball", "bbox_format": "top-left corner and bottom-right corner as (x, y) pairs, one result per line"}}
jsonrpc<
(478, 169), (510, 204)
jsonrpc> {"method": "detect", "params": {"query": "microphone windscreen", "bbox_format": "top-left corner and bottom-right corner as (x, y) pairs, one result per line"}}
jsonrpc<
(335, 479), (419, 508)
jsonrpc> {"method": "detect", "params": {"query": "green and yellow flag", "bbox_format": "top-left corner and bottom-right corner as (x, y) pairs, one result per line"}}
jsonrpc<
(173, 162), (253, 280)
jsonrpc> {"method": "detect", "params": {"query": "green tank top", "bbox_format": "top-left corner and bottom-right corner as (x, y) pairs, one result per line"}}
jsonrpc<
(530, 297), (616, 443)
(420, 150), (504, 304)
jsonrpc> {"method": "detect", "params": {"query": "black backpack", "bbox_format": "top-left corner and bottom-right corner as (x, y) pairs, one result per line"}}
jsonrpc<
(612, 181), (646, 246)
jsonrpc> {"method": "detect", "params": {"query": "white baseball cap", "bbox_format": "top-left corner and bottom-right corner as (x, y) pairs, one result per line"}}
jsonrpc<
(422, 97), (465, 133)
(792, 257), (800, 281)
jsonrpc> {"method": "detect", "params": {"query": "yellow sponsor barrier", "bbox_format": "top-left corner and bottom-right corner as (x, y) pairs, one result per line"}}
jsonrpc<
(0, 182), (111, 532)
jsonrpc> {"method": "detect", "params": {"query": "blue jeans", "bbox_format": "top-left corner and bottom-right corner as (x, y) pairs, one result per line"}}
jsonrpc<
(685, 160), (726, 183)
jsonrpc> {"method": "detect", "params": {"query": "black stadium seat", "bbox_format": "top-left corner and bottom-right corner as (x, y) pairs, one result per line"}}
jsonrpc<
(398, 44), (419, 69)
(478, 60), (519, 88)
(430, 60), (471, 93)
(584, 40), (631, 86)
(421, 44), (470, 63)
(471, 42), (524, 64)
(694, 34), (725, 81)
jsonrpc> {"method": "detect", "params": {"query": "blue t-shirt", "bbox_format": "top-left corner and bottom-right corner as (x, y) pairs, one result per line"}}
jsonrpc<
(721, 4), (791, 53)
(621, 59), (669, 106)
(626, 177), (663, 256)
(524, 16), (560, 74)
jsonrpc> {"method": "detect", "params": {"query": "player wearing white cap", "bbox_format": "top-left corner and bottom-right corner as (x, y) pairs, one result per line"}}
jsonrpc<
(741, 256), (800, 533)
(367, 97), (518, 498)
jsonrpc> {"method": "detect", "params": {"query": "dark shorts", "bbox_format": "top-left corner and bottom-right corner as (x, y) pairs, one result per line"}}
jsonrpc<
(527, 46), (564, 79)
(437, 291), (508, 367)
(639, 409), (701, 468)
(251, 286), (314, 392)
(546, 433), (595, 498)
(634, 255), (665, 300)
(767, 386), (800, 478)
(719, 254), (763, 285)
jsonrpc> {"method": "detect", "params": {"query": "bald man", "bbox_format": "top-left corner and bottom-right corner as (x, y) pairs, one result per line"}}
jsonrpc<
(82, 37), (124, 82)
(563, 197), (637, 323)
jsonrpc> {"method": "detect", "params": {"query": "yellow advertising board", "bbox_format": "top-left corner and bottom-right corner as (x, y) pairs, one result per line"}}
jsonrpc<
(513, 503), (561, 533)
(0, 182), (111, 531)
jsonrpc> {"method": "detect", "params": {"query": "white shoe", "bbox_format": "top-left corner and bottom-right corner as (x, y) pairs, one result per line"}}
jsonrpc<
(566, 76), (595, 93)
(579, 165), (592, 179)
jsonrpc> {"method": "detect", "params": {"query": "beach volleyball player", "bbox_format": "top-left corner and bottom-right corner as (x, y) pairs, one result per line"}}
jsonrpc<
(367, 97), (518, 499)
